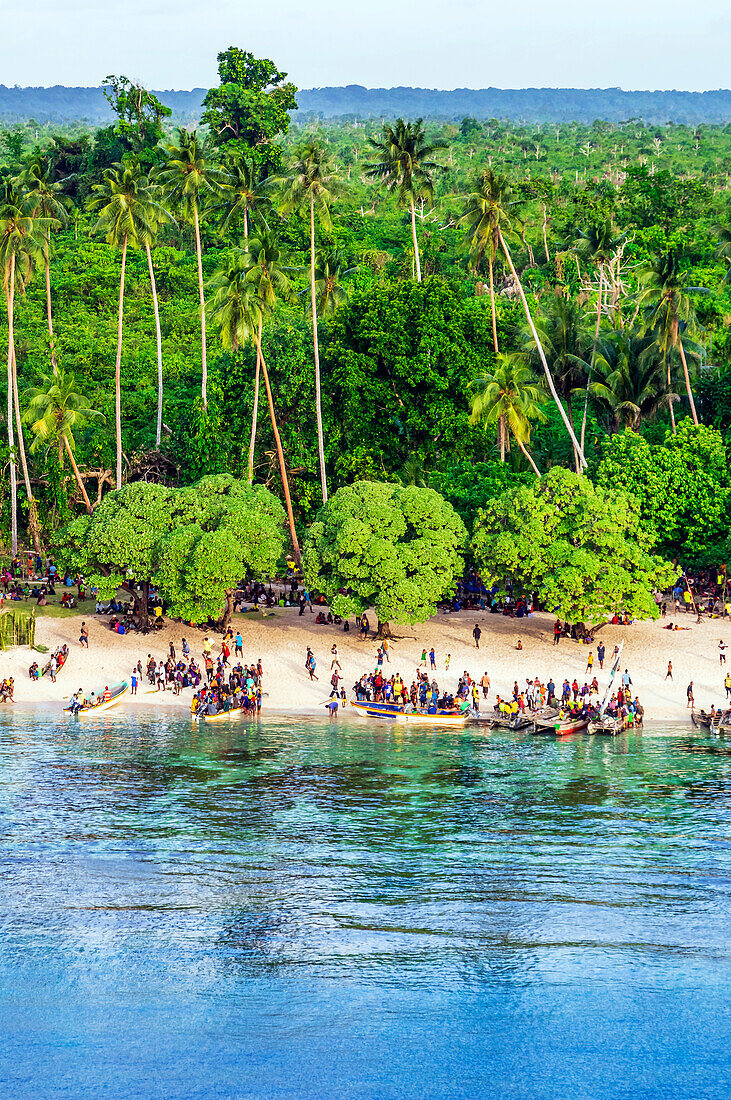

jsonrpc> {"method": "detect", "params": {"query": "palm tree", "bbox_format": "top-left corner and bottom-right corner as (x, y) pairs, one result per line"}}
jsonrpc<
(459, 168), (513, 352)
(277, 139), (341, 503)
(0, 180), (47, 553)
(87, 161), (155, 489)
(465, 172), (587, 466)
(213, 153), (269, 240)
(208, 236), (302, 566)
(137, 174), (171, 449)
(366, 118), (446, 283)
(18, 154), (68, 367)
(589, 330), (676, 432)
(468, 352), (546, 476)
(526, 294), (593, 471)
(637, 249), (705, 429)
(24, 365), (104, 514)
(572, 218), (628, 451)
(314, 247), (354, 317)
(156, 129), (221, 409)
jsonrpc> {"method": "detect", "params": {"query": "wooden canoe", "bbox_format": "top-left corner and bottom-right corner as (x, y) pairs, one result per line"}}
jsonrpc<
(66, 681), (128, 716)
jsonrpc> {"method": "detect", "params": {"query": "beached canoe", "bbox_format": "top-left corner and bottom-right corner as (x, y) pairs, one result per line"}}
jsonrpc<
(195, 706), (246, 722)
(691, 708), (731, 730)
(588, 716), (630, 736)
(489, 711), (533, 731)
(349, 700), (468, 726)
(66, 681), (129, 717)
(532, 710), (590, 736)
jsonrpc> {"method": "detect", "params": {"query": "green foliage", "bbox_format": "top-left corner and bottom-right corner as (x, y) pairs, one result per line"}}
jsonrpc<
(201, 47), (298, 169)
(55, 475), (285, 621)
(472, 467), (678, 624)
(594, 420), (731, 565)
(303, 480), (466, 624)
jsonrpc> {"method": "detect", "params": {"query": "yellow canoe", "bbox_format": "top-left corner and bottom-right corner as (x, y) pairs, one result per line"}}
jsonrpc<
(67, 682), (129, 717)
(195, 705), (245, 722)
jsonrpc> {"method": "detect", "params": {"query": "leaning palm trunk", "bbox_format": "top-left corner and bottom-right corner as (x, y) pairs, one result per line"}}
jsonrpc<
(498, 228), (587, 468)
(666, 357), (676, 434)
(256, 337), (301, 567)
(515, 435), (541, 478)
(580, 268), (604, 457)
(11, 348), (41, 553)
(114, 234), (128, 490)
(247, 319), (262, 484)
(488, 256), (499, 353)
(193, 203), (207, 410)
(677, 338), (699, 426)
(410, 196), (422, 282)
(5, 259), (17, 555)
(310, 196), (328, 503)
(145, 242), (164, 449)
(63, 437), (93, 515)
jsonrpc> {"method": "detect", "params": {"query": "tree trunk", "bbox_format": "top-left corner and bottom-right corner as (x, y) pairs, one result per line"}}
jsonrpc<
(410, 196), (422, 282)
(218, 589), (235, 633)
(580, 267), (603, 457)
(566, 392), (580, 474)
(131, 579), (150, 628)
(193, 203), (207, 410)
(376, 621), (392, 639)
(677, 339), (699, 426)
(114, 233), (127, 491)
(256, 336), (301, 568)
(146, 242), (164, 449)
(516, 435), (541, 477)
(666, 355), (676, 434)
(488, 256), (499, 353)
(498, 414), (505, 462)
(498, 228), (587, 468)
(542, 204), (550, 265)
(64, 436), (93, 514)
(45, 234), (57, 369)
(310, 194), (328, 504)
(11, 347), (41, 553)
(5, 263), (17, 556)
(247, 320), (262, 484)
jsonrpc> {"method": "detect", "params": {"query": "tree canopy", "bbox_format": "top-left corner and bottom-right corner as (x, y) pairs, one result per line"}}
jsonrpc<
(471, 467), (678, 624)
(56, 475), (285, 625)
(302, 480), (467, 626)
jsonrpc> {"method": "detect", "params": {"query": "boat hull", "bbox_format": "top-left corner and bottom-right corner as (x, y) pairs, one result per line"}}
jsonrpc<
(349, 701), (467, 726)
(66, 682), (129, 716)
(533, 718), (590, 737)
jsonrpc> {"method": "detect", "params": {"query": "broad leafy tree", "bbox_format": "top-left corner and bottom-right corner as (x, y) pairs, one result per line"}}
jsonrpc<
(303, 480), (467, 633)
(472, 466), (677, 625)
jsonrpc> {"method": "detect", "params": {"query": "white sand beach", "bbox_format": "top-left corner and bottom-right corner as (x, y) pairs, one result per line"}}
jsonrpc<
(1, 604), (729, 721)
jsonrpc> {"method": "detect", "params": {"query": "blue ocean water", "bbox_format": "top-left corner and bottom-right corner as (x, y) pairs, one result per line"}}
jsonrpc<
(0, 710), (729, 1099)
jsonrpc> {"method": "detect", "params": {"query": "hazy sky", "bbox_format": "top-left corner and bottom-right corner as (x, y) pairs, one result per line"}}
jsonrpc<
(4, 0), (730, 90)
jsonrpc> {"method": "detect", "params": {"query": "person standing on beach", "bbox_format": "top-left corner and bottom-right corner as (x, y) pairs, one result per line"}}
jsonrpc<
(480, 672), (491, 699)
(420, 649), (427, 667)
(725, 673), (731, 699)
(597, 643), (605, 670)
(586, 651), (594, 675)
(665, 661), (673, 681)
(445, 653), (451, 670)
(131, 669), (138, 696)
(429, 648), (437, 671)
(553, 621), (561, 646)
(235, 632), (243, 657)
(331, 644), (341, 670)
(473, 624), (482, 649)
(79, 621), (89, 648)
(719, 640), (727, 666)
(686, 682), (694, 708)
(382, 637), (391, 663)
(306, 647), (318, 681)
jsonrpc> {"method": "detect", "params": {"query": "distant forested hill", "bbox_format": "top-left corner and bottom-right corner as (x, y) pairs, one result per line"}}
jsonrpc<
(2, 83), (731, 124)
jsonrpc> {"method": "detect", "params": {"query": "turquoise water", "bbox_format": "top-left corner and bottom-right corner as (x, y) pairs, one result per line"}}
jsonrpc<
(0, 711), (729, 1099)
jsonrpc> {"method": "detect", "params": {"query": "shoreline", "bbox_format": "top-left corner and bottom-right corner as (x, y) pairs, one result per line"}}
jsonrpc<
(1, 604), (729, 722)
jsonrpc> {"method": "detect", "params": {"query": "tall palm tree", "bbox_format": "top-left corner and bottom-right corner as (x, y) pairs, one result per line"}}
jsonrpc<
(366, 118), (446, 283)
(0, 180), (47, 553)
(24, 365), (104, 514)
(156, 129), (221, 409)
(572, 218), (628, 451)
(590, 330), (676, 432)
(18, 155), (68, 367)
(459, 168), (513, 352)
(87, 161), (155, 489)
(277, 139), (341, 503)
(498, 221), (588, 467)
(213, 153), (269, 240)
(208, 237), (302, 566)
(314, 247), (354, 317)
(137, 173), (171, 449)
(526, 294), (593, 471)
(468, 352), (546, 476)
(637, 249), (705, 429)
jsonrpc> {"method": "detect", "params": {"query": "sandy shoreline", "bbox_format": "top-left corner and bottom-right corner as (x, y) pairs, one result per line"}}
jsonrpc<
(1, 603), (729, 723)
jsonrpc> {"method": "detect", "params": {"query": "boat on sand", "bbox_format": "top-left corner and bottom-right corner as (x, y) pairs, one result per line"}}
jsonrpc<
(65, 681), (129, 716)
(349, 700), (468, 726)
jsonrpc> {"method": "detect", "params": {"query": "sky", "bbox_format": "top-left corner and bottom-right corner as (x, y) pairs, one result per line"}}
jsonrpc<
(3, 0), (730, 91)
